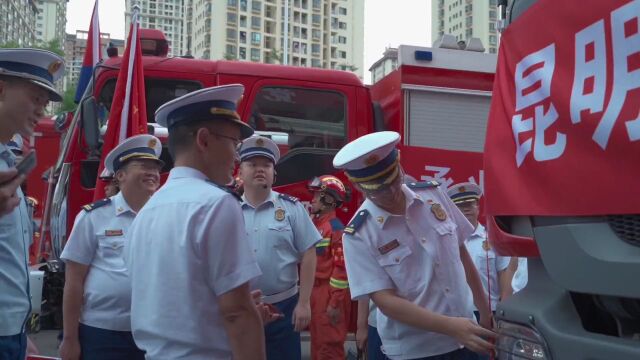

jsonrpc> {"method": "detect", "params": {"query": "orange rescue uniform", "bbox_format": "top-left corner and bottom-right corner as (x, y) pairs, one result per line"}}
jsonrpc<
(310, 211), (351, 360)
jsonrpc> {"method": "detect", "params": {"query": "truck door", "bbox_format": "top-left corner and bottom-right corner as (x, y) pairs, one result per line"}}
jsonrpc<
(241, 79), (357, 205)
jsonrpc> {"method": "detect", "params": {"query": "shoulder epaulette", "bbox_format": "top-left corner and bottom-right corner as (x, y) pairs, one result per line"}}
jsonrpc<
(407, 180), (439, 189)
(343, 209), (369, 235)
(82, 198), (111, 212)
(278, 193), (299, 203)
(329, 217), (345, 231)
(206, 180), (242, 202)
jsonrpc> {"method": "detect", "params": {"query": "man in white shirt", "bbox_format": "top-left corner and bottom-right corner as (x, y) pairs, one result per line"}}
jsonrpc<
(334, 131), (496, 360)
(447, 183), (513, 317)
(59, 134), (164, 360)
(125, 85), (265, 360)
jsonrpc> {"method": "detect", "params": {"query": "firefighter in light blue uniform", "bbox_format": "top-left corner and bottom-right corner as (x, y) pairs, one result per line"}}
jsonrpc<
(0, 48), (64, 360)
(334, 131), (496, 360)
(237, 135), (320, 360)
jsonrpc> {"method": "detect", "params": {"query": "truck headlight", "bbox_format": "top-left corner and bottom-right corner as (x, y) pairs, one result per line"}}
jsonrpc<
(496, 320), (550, 359)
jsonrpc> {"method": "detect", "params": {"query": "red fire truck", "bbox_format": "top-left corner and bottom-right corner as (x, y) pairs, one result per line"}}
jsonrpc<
(486, 0), (640, 358)
(28, 29), (497, 330)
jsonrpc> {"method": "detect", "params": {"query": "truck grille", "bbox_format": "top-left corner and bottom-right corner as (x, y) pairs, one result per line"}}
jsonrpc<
(607, 215), (640, 247)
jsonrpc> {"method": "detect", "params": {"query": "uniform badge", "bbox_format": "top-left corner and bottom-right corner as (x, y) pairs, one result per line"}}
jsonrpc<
(256, 137), (265, 147)
(275, 208), (285, 221)
(482, 240), (491, 251)
(48, 60), (62, 75)
(105, 229), (123, 237)
(378, 239), (400, 255)
(364, 154), (380, 166)
(431, 203), (447, 221)
(148, 138), (157, 148)
(376, 216), (384, 224)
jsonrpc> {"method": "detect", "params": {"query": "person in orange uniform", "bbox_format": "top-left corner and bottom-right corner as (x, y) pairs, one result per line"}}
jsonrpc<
(307, 175), (352, 360)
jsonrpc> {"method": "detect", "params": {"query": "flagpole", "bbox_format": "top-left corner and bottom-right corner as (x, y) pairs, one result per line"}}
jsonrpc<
(119, 4), (141, 143)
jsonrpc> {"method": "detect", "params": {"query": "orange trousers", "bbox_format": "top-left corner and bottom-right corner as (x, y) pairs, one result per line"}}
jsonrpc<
(310, 279), (351, 360)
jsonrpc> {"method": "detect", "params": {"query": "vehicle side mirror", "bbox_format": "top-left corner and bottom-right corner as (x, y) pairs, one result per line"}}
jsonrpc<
(81, 96), (100, 150)
(53, 112), (72, 132)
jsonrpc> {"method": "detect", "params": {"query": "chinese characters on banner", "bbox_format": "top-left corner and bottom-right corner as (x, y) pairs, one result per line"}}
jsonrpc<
(485, 0), (640, 216)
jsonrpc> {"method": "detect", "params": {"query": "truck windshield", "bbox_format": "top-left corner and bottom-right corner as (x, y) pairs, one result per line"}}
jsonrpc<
(248, 86), (347, 151)
(97, 78), (202, 125)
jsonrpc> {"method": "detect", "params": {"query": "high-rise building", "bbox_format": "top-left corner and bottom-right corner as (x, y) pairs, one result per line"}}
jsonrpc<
(431, 0), (500, 54)
(63, 30), (114, 91)
(34, 0), (68, 46)
(126, 0), (364, 79)
(190, 0), (364, 78)
(125, 0), (185, 57)
(0, 0), (38, 47)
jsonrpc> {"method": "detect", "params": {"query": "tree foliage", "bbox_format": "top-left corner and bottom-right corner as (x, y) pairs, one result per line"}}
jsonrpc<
(0, 38), (64, 56)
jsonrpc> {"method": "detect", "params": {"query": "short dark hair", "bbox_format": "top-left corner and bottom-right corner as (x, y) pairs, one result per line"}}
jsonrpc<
(167, 118), (219, 161)
(167, 116), (242, 160)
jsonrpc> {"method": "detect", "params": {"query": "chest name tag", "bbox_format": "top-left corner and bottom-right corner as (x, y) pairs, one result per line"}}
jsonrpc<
(378, 239), (400, 255)
(105, 229), (123, 237)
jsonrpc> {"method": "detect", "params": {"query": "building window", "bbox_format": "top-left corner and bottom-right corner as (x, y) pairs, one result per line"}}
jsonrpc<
(339, 7), (347, 15)
(239, 47), (247, 59)
(240, 31), (247, 43)
(489, 10), (497, 19)
(240, 15), (247, 27)
(338, 22), (346, 30)
(251, 48), (260, 61)
(338, 36), (346, 44)
(227, 12), (237, 24)
(312, 43), (320, 54)
(339, 50), (346, 58)
(312, 29), (321, 40)
(226, 44), (237, 56)
(251, 32), (261, 45)
(251, 16), (261, 29)
(228, 0), (237, 6)
(312, 14), (321, 26)
(252, 1), (262, 13)
(489, 35), (497, 45)
(489, 47), (497, 54)
(240, 0), (247, 11)
(226, 28), (237, 40)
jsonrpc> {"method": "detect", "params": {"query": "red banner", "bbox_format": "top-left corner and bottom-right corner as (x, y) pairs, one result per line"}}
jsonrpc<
(485, 0), (640, 216)
(93, 16), (148, 200)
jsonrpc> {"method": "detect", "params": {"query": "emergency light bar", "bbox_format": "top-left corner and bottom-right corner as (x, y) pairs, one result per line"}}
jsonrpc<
(414, 50), (433, 61)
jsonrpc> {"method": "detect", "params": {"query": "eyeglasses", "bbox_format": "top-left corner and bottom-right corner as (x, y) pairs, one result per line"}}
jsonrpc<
(209, 131), (242, 148)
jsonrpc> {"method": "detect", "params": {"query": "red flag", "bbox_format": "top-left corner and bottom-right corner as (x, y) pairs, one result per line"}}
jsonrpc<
(93, 13), (147, 200)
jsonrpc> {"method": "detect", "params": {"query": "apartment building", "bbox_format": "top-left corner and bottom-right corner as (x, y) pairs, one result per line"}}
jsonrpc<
(63, 30), (115, 91)
(34, 0), (68, 46)
(191, 0), (364, 78)
(0, 0), (39, 47)
(125, 0), (185, 57)
(431, 0), (500, 53)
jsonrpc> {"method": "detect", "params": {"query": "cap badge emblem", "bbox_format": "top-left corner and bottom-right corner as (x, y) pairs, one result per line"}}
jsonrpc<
(48, 60), (62, 75)
(364, 154), (380, 167)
